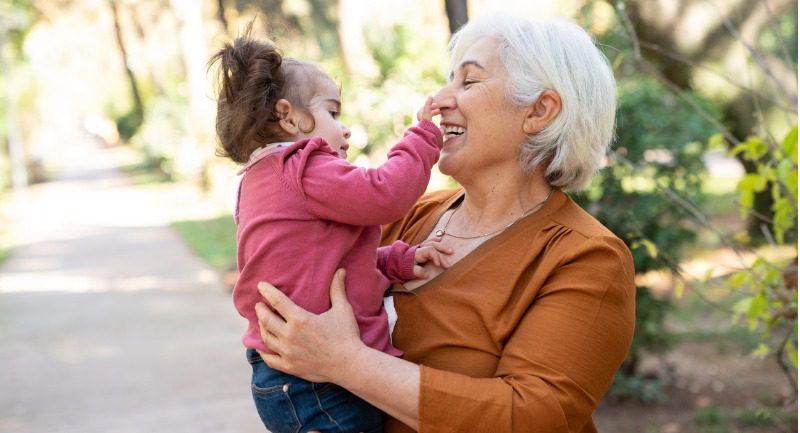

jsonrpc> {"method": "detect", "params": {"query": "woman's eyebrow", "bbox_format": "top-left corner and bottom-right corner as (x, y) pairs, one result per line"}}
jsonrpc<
(449, 60), (486, 80)
(459, 60), (486, 71)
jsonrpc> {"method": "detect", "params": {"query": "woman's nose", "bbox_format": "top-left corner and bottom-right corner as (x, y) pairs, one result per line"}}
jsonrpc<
(432, 83), (456, 111)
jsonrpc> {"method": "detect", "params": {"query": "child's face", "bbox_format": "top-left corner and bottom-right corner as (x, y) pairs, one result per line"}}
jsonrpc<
(300, 78), (351, 159)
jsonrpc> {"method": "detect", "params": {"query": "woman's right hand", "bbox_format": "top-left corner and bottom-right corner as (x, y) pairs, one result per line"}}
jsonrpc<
(417, 96), (441, 122)
(254, 269), (366, 384)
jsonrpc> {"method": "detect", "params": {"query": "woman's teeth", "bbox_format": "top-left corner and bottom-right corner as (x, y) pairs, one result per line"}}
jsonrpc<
(442, 126), (465, 138)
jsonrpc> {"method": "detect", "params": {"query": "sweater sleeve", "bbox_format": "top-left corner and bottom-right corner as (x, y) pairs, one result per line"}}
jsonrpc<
(376, 240), (418, 283)
(417, 236), (636, 433)
(290, 120), (442, 226)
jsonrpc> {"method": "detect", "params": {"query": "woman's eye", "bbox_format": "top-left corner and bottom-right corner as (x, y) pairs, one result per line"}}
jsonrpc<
(463, 79), (477, 87)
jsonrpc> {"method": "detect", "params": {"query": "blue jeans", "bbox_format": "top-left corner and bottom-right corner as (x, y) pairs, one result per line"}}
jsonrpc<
(247, 349), (383, 433)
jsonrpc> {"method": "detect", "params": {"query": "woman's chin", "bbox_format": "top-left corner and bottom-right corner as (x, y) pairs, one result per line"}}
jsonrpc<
(437, 153), (459, 176)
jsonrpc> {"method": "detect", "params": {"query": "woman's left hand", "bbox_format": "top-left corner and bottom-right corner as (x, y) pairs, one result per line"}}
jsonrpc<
(254, 269), (365, 384)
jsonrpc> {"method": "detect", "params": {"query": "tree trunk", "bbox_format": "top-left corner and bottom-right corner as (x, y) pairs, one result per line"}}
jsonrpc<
(444, 0), (468, 35)
(216, 0), (229, 36)
(109, 0), (144, 119)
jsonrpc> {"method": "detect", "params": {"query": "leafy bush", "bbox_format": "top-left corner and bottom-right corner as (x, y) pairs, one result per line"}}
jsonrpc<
(717, 126), (798, 382)
(574, 76), (721, 400)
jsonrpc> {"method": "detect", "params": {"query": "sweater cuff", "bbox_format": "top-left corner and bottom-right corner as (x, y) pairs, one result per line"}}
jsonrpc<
(400, 245), (418, 281)
(416, 119), (444, 148)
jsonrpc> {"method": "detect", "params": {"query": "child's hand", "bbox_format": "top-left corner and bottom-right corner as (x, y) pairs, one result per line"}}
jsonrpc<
(416, 96), (441, 123)
(413, 237), (453, 278)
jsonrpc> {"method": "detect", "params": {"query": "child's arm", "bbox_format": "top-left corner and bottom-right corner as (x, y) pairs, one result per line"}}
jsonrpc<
(376, 237), (453, 283)
(289, 98), (443, 226)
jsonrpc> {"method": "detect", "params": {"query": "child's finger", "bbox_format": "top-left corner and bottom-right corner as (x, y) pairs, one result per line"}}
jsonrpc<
(434, 243), (454, 255)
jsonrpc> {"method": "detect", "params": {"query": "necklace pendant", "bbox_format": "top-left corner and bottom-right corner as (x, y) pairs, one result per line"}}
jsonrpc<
(434, 229), (445, 237)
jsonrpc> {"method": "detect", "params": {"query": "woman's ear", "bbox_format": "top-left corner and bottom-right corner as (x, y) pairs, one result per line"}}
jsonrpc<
(522, 90), (562, 134)
(275, 99), (300, 136)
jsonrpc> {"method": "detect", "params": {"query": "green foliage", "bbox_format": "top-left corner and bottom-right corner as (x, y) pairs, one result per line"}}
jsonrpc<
(114, 107), (144, 142)
(577, 76), (718, 273)
(129, 95), (191, 179)
(575, 76), (720, 397)
(119, 156), (172, 185)
(693, 407), (732, 433)
(719, 126), (798, 371)
(608, 372), (665, 403)
(0, 0), (37, 55)
(171, 215), (237, 273)
(365, 24), (410, 83)
(338, 21), (447, 156)
(756, 1), (798, 64)
(610, 286), (673, 402)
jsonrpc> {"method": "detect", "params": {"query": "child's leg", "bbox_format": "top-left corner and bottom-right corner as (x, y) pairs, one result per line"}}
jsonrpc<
(304, 381), (383, 432)
(247, 349), (383, 433)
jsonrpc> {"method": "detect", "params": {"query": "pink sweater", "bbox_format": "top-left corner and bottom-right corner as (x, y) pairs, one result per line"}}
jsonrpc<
(233, 120), (443, 355)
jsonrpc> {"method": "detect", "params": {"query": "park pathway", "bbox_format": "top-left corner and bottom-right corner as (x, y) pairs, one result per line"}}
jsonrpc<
(0, 137), (264, 433)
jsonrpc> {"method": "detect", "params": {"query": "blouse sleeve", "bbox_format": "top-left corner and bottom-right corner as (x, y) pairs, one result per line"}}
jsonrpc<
(417, 236), (636, 433)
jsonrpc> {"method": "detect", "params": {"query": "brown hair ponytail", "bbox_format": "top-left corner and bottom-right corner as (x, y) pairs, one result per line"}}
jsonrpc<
(209, 25), (294, 163)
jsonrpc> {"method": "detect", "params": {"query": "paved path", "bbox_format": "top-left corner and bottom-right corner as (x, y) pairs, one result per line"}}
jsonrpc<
(0, 138), (264, 433)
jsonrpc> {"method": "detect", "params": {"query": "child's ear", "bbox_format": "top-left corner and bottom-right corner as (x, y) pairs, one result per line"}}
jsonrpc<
(275, 99), (300, 136)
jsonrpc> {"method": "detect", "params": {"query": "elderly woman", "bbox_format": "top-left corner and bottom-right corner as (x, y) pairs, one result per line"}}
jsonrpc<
(254, 12), (635, 433)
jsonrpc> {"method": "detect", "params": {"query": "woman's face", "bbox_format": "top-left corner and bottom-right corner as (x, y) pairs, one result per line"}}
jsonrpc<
(433, 37), (530, 178)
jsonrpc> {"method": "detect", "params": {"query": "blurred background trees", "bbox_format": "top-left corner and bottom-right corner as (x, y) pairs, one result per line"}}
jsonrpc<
(0, 0), (796, 429)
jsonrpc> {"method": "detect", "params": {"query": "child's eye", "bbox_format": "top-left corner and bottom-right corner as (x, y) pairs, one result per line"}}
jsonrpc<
(329, 111), (340, 119)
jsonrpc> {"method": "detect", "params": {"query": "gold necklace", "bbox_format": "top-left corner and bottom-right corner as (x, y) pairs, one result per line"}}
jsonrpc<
(434, 187), (554, 240)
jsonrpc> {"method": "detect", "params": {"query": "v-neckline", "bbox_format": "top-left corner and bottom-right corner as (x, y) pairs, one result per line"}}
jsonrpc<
(393, 188), (566, 295)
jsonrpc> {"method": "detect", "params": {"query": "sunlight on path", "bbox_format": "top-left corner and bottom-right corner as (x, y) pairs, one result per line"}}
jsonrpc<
(0, 140), (263, 433)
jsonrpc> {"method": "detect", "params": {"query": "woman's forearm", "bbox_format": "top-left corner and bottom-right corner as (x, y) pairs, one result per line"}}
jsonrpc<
(338, 345), (421, 430)
(255, 276), (421, 428)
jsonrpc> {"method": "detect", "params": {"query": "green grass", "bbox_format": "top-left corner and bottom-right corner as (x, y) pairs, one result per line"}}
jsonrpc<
(0, 193), (10, 268)
(693, 406), (733, 433)
(171, 214), (237, 273)
(0, 246), (9, 268)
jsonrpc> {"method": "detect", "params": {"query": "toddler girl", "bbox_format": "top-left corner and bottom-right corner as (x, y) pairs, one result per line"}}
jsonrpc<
(210, 29), (449, 433)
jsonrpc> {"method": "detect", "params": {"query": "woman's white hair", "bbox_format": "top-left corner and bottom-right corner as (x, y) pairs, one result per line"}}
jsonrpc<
(448, 13), (617, 191)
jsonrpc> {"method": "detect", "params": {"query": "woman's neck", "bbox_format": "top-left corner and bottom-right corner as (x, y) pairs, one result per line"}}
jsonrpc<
(454, 166), (551, 232)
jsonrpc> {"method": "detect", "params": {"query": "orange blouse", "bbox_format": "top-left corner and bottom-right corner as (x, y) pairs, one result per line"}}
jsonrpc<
(380, 188), (636, 433)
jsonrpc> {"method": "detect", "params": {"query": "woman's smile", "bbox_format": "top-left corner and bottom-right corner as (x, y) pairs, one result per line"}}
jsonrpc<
(440, 124), (466, 147)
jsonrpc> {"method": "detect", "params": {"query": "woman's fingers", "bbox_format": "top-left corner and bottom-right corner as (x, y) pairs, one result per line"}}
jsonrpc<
(259, 351), (284, 370)
(255, 301), (287, 341)
(328, 269), (351, 311)
(257, 281), (301, 319)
